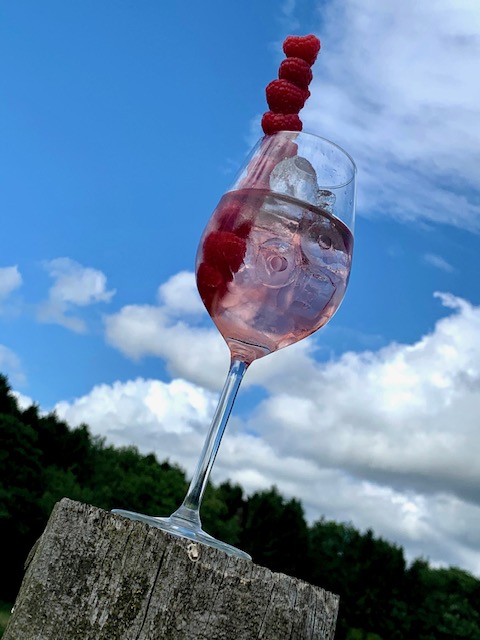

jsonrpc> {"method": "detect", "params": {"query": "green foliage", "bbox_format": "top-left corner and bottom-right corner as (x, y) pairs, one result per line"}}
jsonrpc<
(2, 372), (480, 639)
(0, 376), (20, 417)
(202, 481), (244, 545)
(405, 561), (480, 639)
(347, 630), (383, 640)
(0, 374), (187, 603)
(240, 486), (309, 579)
(0, 601), (12, 636)
(0, 403), (46, 602)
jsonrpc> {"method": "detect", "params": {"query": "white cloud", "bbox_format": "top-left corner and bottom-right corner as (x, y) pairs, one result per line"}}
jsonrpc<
(104, 271), (324, 392)
(240, 290), (480, 572)
(157, 271), (205, 316)
(44, 258), (116, 305)
(12, 390), (34, 410)
(0, 266), (22, 301)
(302, 0), (480, 230)
(104, 272), (229, 390)
(77, 272), (480, 575)
(424, 253), (456, 273)
(38, 258), (116, 332)
(252, 292), (480, 488)
(55, 377), (219, 471)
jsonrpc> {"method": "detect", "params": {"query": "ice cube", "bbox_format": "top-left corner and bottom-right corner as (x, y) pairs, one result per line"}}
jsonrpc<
(270, 156), (318, 203)
(269, 156), (336, 211)
(317, 189), (336, 212)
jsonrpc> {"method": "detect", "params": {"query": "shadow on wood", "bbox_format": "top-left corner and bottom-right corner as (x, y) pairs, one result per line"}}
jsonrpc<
(4, 498), (339, 639)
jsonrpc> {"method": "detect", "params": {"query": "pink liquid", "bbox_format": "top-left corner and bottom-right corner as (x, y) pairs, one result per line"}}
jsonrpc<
(196, 188), (353, 364)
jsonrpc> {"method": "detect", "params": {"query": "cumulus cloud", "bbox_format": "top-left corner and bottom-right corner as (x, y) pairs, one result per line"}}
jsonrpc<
(240, 291), (480, 572)
(38, 258), (116, 332)
(12, 390), (34, 410)
(55, 377), (219, 471)
(302, 0), (480, 230)
(253, 292), (480, 491)
(157, 271), (205, 316)
(104, 271), (323, 392)
(0, 266), (22, 301)
(104, 271), (229, 390)
(65, 275), (480, 575)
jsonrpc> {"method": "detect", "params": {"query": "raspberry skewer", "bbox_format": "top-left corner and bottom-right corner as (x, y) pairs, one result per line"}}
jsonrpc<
(262, 34), (321, 135)
(197, 35), (321, 301)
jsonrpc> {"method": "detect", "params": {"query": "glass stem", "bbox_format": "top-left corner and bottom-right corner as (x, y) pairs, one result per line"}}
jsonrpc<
(170, 358), (248, 528)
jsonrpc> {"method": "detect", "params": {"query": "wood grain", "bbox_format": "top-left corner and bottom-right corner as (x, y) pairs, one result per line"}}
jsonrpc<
(4, 499), (339, 639)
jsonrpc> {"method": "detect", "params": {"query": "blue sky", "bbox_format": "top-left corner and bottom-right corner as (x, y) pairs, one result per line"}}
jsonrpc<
(2, 0), (480, 576)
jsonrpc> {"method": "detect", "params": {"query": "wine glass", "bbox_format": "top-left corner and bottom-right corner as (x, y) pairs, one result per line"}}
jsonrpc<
(113, 131), (356, 560)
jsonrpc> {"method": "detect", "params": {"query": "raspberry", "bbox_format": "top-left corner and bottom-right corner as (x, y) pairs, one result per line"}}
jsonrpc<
(197, 262), (223, 290)
(202, 231), (247, 278)
(196, 263), (225, 310)
(235, 220), (253, 239)
(278, 57), (313, 90)
(283, 35), (321, 66)
(266, 79), (308, 114)
(261, 112), (302, 135)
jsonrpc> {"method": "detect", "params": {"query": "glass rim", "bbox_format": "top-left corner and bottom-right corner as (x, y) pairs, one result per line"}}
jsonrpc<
(262, 129), (357, 190)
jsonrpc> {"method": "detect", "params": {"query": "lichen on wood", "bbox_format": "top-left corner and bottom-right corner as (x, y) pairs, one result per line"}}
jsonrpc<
(4, 499), (339, 640)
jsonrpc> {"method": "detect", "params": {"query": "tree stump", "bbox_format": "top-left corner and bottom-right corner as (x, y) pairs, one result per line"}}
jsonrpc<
(4, 498), (339, 639)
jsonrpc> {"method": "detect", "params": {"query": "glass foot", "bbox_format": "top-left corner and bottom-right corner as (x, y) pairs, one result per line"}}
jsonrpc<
(112, 508), (252, 561)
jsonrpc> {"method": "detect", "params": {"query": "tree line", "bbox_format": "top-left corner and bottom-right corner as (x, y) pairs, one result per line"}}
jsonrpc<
(1, 373), (479, 639)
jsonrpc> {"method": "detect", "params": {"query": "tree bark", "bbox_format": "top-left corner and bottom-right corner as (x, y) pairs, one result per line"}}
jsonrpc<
(4, 499), (339, 640)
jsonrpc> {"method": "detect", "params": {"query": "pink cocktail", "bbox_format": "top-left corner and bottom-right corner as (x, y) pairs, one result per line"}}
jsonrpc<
(197, 187), (353, 364)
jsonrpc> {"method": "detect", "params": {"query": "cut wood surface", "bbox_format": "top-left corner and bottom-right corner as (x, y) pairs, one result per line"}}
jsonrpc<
(4, 498), (339, 640)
